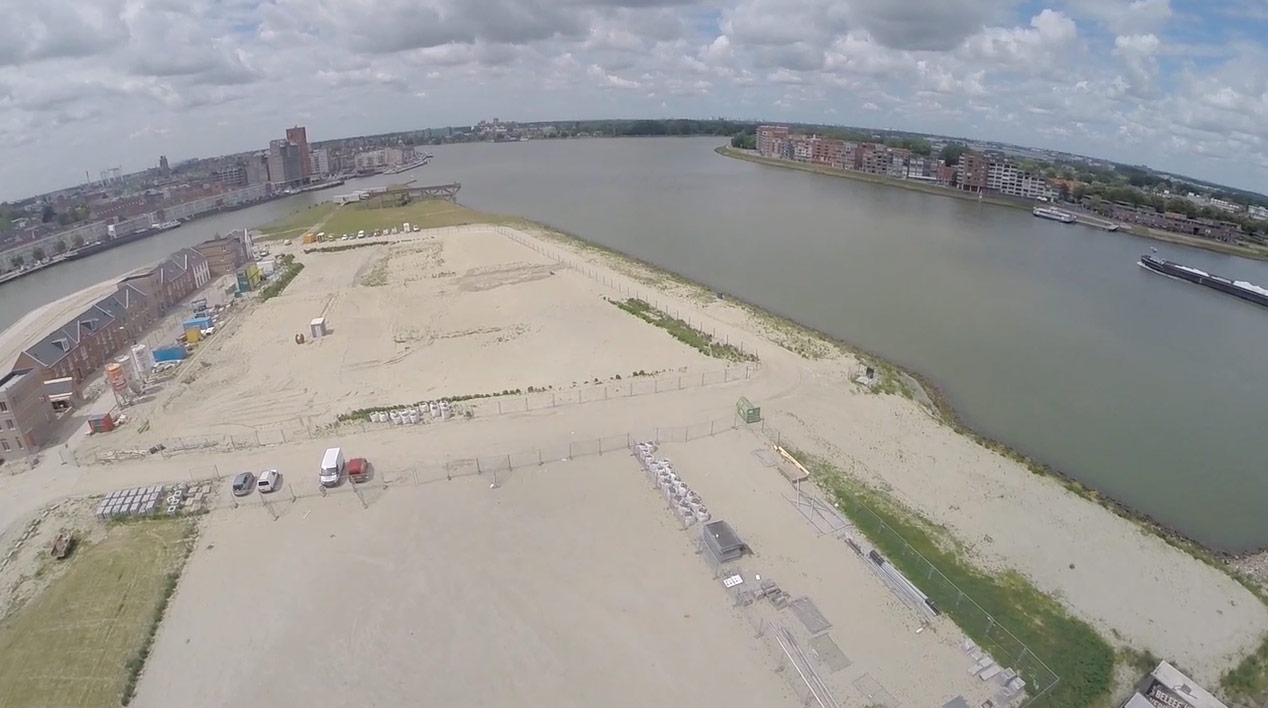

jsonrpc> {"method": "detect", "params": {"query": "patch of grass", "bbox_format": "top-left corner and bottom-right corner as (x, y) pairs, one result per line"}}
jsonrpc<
(304, 242), (385, 254)
(0, 517), (196, 708)
(608, 297), (757, 362)
(255, 202), (338, 238)
(360, 255), (389, 287)
(786, 445), (1115, 708)
(319, 198), (512, 236)
(1221, 635), (1268, 704)
(1119, 648), (1160, 676)
(259, 254), (303, 301)
(336, 386), (552, 422)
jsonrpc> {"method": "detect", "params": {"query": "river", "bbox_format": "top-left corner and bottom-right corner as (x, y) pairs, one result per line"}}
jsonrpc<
(2, 137), (1265, 551)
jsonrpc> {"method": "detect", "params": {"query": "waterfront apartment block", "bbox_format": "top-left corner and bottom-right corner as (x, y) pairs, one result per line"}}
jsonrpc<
(985, 160), (1059, 201)
(0, 368), (56, 458)
(756, 125), (1066, 201)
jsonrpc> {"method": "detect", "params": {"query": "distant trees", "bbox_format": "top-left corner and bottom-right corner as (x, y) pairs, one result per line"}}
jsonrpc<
(40, 204), (55, 223)
(730, 132), (756, 149)
(10, 255), (23, 269)
(31, 247), (45, 261)
(54, 240), (67, 254)
(939, 143), (967, 166)
(72, 234), (85, 248)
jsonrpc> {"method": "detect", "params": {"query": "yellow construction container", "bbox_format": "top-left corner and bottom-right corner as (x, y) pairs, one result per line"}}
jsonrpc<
(302, 231), (317, 244)
(184, 327), (203, 343)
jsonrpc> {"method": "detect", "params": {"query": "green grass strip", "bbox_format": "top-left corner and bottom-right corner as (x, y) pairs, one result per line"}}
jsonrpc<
(788, 445), (1114, 708)
(608, 298), (756, 362)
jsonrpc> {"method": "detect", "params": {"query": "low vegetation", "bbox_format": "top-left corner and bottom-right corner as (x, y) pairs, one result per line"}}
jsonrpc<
(0, 518), (196, 708)
(608, 297), (757, 362)
(256, 202), (338, 237)
(318, 198), (510, 236)
(336, 386), (551, 422)
(304, 241), (386, 254)
(359, 256), (389, 287)
(1221, 638), (1268, 704)
(786, 445), (1115, 708)
(259, 254), (303, 301)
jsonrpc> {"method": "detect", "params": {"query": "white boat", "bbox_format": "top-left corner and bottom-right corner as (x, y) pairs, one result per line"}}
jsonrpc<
(1032, 206), (1076, 223)
(151, 220), (181, 231)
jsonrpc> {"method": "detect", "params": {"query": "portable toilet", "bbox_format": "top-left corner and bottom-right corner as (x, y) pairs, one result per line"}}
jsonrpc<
(310, 317), (327, 339)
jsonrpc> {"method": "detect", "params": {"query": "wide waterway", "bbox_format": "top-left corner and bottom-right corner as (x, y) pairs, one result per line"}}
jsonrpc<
(2, 136), (1266, 551)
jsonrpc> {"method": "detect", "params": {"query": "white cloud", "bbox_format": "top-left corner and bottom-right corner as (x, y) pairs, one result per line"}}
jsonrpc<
(0, 0), (1265, 200)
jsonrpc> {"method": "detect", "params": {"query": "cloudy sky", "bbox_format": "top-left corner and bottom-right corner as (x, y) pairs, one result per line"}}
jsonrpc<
(1, 0), (1266, 201)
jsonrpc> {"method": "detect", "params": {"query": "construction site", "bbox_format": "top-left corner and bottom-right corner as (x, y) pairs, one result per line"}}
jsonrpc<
(0, 216), (1263, 708)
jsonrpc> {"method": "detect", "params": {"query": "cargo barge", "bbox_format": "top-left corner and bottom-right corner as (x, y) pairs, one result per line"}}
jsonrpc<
(1139, 254), (1268, 308)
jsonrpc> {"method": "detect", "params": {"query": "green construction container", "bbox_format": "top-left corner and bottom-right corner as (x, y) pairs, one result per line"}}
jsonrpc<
(737, 396), (761, 423)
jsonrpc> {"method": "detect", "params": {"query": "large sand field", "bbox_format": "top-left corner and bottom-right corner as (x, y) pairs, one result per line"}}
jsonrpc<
(130, 456), (800, 708)
(107, 227), (715, 444)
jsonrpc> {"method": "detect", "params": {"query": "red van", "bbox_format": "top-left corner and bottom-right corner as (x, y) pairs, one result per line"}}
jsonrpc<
(347, 458), (371, 483)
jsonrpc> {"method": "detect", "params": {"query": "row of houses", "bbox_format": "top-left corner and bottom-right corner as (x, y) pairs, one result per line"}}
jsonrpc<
(755, 125), (1059, 201)
(0, 233), (250, 460)
(1105, 203), (1244, 243)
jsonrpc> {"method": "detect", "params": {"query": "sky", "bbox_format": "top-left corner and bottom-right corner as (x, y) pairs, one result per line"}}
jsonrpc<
(1, 0), (1267, 202)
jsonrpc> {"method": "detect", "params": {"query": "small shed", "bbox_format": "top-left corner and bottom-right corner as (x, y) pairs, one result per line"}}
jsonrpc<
(702, 520), (750, 563)
(310, 317), (327, 339)
(183, 316), (212, 332)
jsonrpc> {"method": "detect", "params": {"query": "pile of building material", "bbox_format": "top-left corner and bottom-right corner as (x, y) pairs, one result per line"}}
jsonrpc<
(866, 549), (941, 617)
(961, 639), (1027, 705)
(633, 441), (710, 528)
(94, 480), (214, 519)
(368, 400), (453, 425)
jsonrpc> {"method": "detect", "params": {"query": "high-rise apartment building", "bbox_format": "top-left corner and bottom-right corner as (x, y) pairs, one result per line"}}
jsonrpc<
(286, 126), (312, 180)
(244, 151), (270, 185)
(268, 140), (305, 186)
(311, 148), (331, 177)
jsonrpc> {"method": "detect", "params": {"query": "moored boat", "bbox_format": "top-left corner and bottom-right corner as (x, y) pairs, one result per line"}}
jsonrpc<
(1032, 205), (1076, 223)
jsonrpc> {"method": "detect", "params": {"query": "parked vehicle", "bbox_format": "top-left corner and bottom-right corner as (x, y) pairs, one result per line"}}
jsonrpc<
(347, 457), (370, 483)
(231, 471), (256, 496)
(320, 447), (345, 487)
(257, 469), (281, 493)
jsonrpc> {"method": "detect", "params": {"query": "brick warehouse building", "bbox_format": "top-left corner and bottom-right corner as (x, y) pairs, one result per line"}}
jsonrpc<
(0, 368), (56, 458)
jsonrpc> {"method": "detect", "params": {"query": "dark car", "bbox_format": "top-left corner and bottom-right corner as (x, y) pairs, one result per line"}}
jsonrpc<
(231, 471), (256, 497)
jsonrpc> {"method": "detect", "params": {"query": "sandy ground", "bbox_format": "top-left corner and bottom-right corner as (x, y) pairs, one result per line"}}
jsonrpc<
(96, 227), (714, 445)
(1, 222), (1265, 698)
(131, 457), (798, 708)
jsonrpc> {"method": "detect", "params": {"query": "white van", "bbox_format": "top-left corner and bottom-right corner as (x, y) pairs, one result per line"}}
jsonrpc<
(320, 447), (345, 487)
(257, 469), (281, 494)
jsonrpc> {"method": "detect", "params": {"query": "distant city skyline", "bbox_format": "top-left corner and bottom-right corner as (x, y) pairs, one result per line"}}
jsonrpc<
(1, 0), (1266, 201)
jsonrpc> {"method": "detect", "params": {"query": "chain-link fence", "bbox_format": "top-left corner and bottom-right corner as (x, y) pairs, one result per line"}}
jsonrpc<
(191, 416), (740, 514)
(84, 366), (753, 464)
(381, 416), (739, 488)
(754, 421), (1060, 707)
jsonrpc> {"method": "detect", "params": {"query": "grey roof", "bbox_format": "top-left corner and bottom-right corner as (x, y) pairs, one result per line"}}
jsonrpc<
(22, 298), (119, 367)
(24, 323), (82, 367)
(171, 247), (207, 268)
(113, 283), (149, 309)
(0, 368), (32, 394)
(156, 258), (184, 283)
